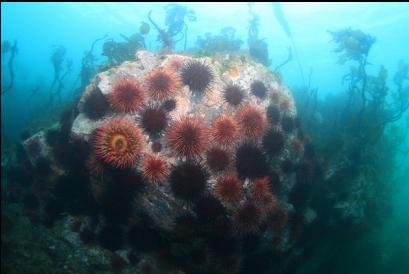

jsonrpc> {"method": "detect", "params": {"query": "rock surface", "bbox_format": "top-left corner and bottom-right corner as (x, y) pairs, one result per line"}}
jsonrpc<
(71, 50), (299, 231)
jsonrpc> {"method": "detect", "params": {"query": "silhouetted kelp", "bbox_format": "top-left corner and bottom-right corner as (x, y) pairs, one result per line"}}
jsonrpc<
(329, 28), (409, 133)
(1, 40), (18, 95)
(3, 18), (407, 273)
(195, 27), (243, 55)
(148, 3), (197, 51)
(246, 3), (271, 67)
(73, 34), (108, 96)
(101, 25), (148, 69)
(48, 45), (73, 105)
(284, 27), (409, 274)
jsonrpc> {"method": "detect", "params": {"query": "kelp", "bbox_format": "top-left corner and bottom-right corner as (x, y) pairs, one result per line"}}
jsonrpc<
(148, 3), (197, 51)
(330, 28), (409, 136)
(247, 3), (271, 66)
(195, 27), (243, 56)
(1, 40), (18, 95)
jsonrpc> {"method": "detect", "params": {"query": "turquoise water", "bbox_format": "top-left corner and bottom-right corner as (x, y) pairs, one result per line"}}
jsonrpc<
(1, 2), (409, 274)
(2, 3), (408, 142)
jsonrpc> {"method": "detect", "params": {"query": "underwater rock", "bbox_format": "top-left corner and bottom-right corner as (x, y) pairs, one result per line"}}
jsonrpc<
(22, 131), (50, 166)
(25, 50), (301, 233)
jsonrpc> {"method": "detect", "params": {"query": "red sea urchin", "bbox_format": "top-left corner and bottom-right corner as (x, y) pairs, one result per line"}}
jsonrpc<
(93, 118), (144, 169)
(211, 115), (239, 147)
(181, 60), (214, 95)
(214, 174), (244, 205)
(236, 104), (268, 139)
(166, 57), (184, 72)
(167, 116), (209, 158)
(110, 77), (145, 113)
(146, 69), (180, 101)
(142, 154), (170, 184)
(251, 177), (271, 200)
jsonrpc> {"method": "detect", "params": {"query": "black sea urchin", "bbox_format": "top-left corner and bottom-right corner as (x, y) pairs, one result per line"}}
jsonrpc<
(141, 106), (168, 135)
(235, 142), (269, 179)
(267, 105), (281, 125)
(250, 80), (267, 99)
(98, 224), (124, 251)
(262, 128), (285, 156)
(281, 116), (294, 133)
(181, 61), (214, 95)
(194, 195), (225, 221)
(83, 88), (109, 120)
(169, 161), (208, 201)
(162, 99), (176, 112)
(206, 147), (230, 172)
(224, 84), (245, 106)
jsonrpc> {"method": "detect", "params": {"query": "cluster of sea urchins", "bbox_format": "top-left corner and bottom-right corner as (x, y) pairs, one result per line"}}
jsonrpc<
(83, 53), (306, 270)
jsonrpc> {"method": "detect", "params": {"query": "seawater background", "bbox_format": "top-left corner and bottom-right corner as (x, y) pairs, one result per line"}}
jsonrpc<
(1, 2), (409, 271)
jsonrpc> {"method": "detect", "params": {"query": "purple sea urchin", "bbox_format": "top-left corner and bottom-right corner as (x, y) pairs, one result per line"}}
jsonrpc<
(206, 147), (230, 172)
(83, 87), (109, 120)
(181, 61), (214, 95)
(262, 128), (285, 157)
(250, 80), (267, 99)
(141, 106), (168, 135)
(224, 84), (245, 106)
(169, 161), (208, 201)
